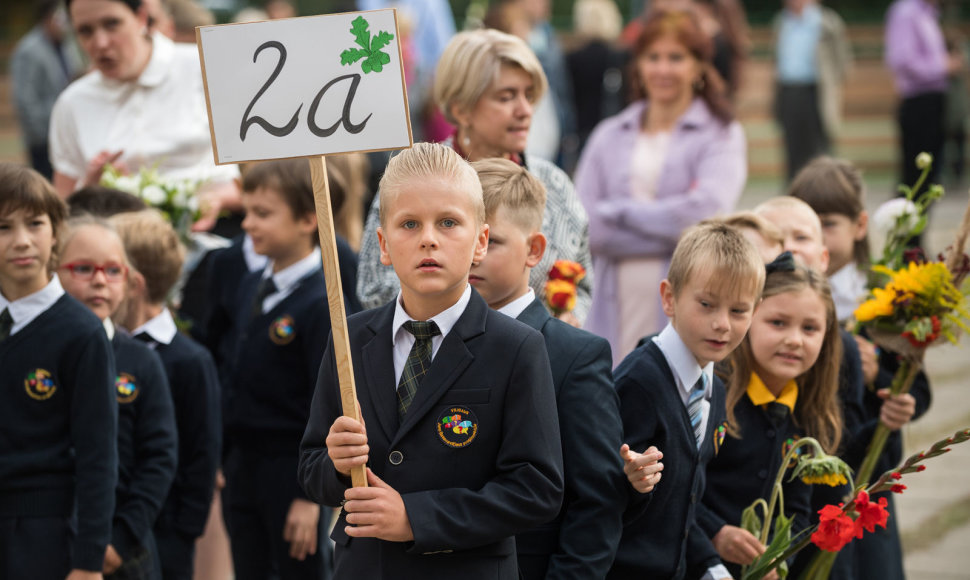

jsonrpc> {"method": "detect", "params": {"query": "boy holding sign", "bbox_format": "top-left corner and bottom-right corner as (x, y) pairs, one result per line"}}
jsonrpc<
(299, 143), (563, 579)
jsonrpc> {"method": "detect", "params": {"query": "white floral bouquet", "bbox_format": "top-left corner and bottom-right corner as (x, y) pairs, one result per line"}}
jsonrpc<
(100, 165), (204, 240)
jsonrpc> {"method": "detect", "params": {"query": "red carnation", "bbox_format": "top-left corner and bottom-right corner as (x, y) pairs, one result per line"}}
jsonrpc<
(811, 505), (857, 552)
(853, 490), (890, 537)
(891, 484), (907, 494)
(891, 472), (902, 480)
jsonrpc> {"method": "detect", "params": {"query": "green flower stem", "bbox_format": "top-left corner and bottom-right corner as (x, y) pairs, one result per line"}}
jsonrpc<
(799, 550), (839, 580)
(759, 438), (818, 544)
(855, 357), (922, 485)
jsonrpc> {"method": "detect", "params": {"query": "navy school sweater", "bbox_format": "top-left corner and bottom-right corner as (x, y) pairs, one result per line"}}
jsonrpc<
(224, 269), (331, 457)
(111, 332), (178, 560)
(608, 340), (725, 580)
(0, 294), (117, 571)
(148, 331), (221, 541)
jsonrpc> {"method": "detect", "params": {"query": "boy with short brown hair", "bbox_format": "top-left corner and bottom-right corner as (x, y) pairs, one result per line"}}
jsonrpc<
(469, 157), (625, 578)
(610, 222), (764, 580)
(299, 143), (563, 579)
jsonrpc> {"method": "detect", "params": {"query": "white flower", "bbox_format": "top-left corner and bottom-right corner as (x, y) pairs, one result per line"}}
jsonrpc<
(872, 198), (919, 236)
(141, 184), (167, 206)
(186, 195), (200, 213)
(112, 175), (140, 195)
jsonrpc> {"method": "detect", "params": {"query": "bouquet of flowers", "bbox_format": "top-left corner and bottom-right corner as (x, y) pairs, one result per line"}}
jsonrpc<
(740, 430), (970, 580)
(544, 260), (586, 316)
(100, 165), (204, 241)
(851, 154), (970, 486)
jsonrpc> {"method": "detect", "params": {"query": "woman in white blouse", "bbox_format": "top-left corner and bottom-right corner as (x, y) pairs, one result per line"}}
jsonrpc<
(50, 0), (237, 229)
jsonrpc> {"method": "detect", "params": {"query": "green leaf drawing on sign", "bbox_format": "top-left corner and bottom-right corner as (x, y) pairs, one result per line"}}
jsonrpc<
(340, 15), (394, 75)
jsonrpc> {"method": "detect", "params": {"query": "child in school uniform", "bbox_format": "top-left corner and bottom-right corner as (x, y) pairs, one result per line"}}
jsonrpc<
(754, 196), (924, 578)
(58, 216), (178, 578)
(468, 158), (626, 578)
(697, 256), (844, 578)
(788, 162), (931, 580)
(219, 158), (335, 577)
(110, 210), (221, 580)
(299, 142), (564, 580)
(609, 222), (764, 580)
(0, 163), (118, 579)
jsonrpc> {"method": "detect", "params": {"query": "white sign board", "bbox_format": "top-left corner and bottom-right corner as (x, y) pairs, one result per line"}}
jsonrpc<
(197, 9), (411, 164)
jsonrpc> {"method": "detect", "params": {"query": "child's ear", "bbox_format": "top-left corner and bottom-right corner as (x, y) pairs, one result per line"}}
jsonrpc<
(377, 226), (393, 266)
(660, 279), (676, 318)
(525, 232), (547, 267)
(855, 211), (869, 240)
(819, 246), (830, 273)
(472, 223), (489, 264)
(298, 210), (318, 237)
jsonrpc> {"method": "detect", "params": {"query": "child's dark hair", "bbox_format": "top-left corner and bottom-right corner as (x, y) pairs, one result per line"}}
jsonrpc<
(66, 0), (141, 12)
(725, 264), (843, 453)
(789, 156), (870, 268)
(0, 164), (68, 266)
(242, 159), (323, 246)
(68, 186), (148, 217)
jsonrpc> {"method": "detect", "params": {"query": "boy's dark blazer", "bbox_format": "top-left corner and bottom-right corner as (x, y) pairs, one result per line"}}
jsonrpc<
(609, 339), (725, 580)
(300, 289), (564, 580)
(513, 298), (625, 579)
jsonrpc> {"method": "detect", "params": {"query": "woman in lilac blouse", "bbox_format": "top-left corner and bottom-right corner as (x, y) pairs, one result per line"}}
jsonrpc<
(575, 7), (747, 365)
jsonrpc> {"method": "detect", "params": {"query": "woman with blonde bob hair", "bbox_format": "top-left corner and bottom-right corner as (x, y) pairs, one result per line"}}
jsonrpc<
(357, 29), (594, 325)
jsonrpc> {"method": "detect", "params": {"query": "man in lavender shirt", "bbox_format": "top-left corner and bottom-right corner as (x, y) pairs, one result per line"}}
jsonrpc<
(885, 0), (961, 193)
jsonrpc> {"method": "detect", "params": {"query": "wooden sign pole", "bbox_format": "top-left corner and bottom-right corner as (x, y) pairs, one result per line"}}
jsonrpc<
(308, 155), (367, 488)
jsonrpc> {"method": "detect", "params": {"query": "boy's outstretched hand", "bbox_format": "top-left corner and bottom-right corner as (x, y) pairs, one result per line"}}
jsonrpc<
(326, 416), (369, 476)
(620, 444), (664, 493)
(284, 498), (320, 560)
(343, 469), (413, 542)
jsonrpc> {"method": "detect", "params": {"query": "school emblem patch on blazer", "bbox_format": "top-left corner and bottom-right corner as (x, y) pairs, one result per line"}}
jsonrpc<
(269, 315), (296, 345)
(116, 373), (139, 404)
(783, 436), (802, 467)
(714, 421), (727, 455)
(25, 368), (57, 400)
(437, 406), (479, 448)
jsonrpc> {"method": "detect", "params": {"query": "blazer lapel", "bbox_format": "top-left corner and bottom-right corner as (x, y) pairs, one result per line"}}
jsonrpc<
(359, 303), (400, 442)
(646, 342), (699, 459)
(392, 291), (488, 443)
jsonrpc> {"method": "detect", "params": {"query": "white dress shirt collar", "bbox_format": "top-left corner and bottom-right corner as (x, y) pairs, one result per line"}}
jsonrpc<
(497, 288), (536, 320)
(0, 274), (65, 336)
(653, 323), (714, 403)
(131, 307), (179, 345)
(392, 284), (471, 347)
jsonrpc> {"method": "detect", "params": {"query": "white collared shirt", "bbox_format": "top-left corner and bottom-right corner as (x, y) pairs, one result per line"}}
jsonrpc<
(256, 247), (322, 314)
(49, 32), (238, 185)
(243, 234), (269, 273)
(103, 317), (116, 340)
(496, 288), (536, 320)
(131, 308), (179, 346)
(391, 284), (471, 387)
(0, 274), (65, 336)
(653, 324), (732, 580)
(652, 323), (714, 446)
(829, 261), (867, 323)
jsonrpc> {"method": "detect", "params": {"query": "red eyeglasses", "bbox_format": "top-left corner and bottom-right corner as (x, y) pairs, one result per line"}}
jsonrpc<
(60, 261), (128, 282)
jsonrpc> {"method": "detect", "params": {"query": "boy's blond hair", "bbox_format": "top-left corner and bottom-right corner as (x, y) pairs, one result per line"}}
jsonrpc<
(433, 29), (548, 127)
(667, 222), (765, 300)
(472, 158), (546, 233)
(378, 142), (485, 226)
(109, 210), (185, 304)
(714, 211), (784, 248)
(754, 196), (823, 239)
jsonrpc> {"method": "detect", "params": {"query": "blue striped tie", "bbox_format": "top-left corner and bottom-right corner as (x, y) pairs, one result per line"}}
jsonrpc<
(687, 374), (707, 448)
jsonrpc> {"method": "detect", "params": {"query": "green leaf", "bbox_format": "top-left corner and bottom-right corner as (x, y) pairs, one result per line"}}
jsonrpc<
(361, 59), (372, 74)
(371, 30), (394, 53)
(340, 48), (368, 66)
(364, 54), (383, 73)
(350, 16), (370, 51)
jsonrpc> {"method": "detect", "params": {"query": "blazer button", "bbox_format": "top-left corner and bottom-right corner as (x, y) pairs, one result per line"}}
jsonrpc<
(389, 450), (404, 465)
